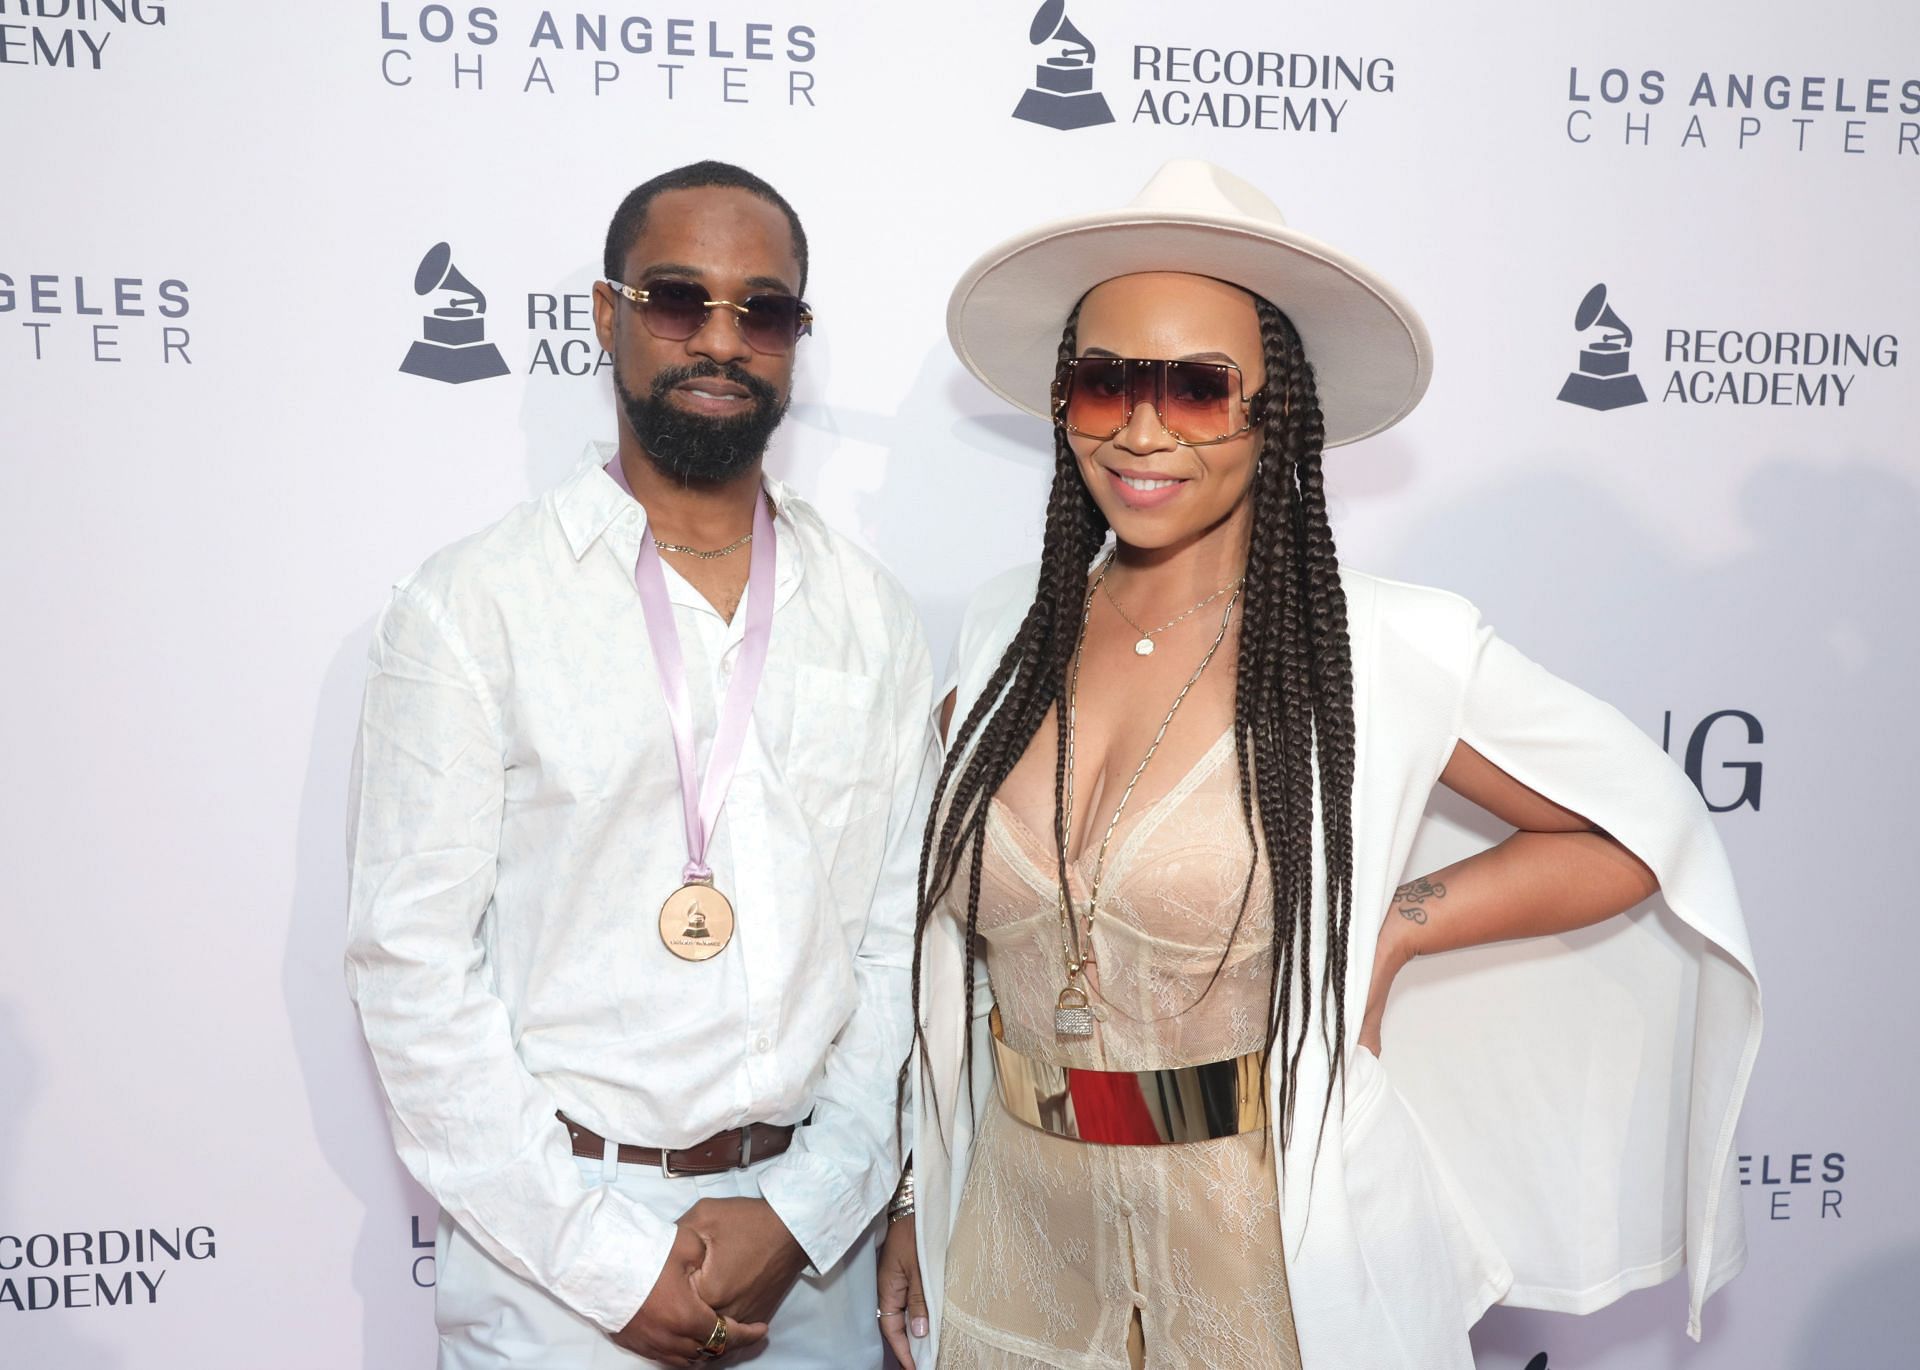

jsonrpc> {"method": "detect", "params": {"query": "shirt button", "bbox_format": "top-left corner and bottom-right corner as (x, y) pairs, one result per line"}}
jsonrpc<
(755, 1035), (772, 1054)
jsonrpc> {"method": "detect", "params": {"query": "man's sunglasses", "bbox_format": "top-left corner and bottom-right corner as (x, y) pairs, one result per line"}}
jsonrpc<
(1052, 356), (1268, 447)
(604, 278), (814, 355)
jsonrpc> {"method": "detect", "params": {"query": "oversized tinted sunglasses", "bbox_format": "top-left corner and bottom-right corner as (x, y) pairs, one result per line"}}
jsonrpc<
(1052, 356), (1268, 447)
(604, 278), (814, 354)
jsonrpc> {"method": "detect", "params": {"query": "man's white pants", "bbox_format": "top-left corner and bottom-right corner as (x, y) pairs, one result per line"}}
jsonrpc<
(435, 1150), (883, 1369)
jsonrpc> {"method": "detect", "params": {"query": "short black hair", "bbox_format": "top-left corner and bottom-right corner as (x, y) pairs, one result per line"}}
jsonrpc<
(603, 160), (809, 294)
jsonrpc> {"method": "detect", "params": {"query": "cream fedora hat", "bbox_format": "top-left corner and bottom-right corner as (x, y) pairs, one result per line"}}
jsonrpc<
(946, 159), (1432, 448)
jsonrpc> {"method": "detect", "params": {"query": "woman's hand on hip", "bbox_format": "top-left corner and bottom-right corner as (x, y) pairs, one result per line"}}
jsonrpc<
(1358, 886), (1424, 1057)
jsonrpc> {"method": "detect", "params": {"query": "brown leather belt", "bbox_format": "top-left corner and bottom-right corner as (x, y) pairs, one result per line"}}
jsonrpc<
(558, 1111), (797, 1177)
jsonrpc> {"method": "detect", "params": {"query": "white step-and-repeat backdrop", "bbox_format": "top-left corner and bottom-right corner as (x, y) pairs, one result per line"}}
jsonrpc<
(4, 1), (1915, 1366)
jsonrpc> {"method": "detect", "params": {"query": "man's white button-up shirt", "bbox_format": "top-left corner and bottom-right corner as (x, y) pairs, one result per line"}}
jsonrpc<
(346, 451), (935, 1332)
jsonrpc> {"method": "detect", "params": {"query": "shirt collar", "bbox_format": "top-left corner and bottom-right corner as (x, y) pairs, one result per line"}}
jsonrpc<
(554, 445), (630, 561)
(554, 442), (801, 561)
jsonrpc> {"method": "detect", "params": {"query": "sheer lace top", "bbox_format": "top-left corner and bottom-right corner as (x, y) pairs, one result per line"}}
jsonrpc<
(974, 728), (1275, 1071)
(936, 728), (1302, 1369)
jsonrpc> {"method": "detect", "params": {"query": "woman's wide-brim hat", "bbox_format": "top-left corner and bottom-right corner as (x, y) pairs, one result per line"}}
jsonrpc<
(946, 160), (1432, 448)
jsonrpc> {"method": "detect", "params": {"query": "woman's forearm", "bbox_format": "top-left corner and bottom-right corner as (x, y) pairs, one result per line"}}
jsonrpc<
(1384, 828), (1659, 967)
(1357, 827), (1660, 1054)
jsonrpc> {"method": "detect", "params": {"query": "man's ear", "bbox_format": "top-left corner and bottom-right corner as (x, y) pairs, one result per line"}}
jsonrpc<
(592, 281), (618, 356)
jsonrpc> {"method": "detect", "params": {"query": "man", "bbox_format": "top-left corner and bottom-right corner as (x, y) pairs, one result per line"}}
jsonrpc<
(347, 161), (932, 1367)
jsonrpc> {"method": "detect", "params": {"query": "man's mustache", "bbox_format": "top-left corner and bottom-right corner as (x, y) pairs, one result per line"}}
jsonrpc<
(650, 360), (781, 409)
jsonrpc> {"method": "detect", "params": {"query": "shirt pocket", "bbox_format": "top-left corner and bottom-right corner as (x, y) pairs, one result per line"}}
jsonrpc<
(787, 664), (888, 827)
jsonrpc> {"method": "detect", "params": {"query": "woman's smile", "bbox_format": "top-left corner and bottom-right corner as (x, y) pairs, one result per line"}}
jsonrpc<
(1104, 464), (1193, 509)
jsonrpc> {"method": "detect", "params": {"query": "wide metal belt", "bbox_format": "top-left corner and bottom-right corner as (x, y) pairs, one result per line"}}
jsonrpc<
(988, 1006), (1267, 1145)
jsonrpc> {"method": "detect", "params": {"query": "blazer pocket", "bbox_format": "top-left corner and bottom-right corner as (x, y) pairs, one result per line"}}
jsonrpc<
(1342, 1047), (1513, 1349)
(788, 665), (887, 827)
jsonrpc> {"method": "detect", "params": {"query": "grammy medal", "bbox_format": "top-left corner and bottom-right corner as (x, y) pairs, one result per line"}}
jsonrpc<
(608, 457), (776, 969)
(660, 879), (737, 962)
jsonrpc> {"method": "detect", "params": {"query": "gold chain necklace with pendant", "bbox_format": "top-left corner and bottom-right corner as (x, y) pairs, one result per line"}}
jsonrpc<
(1054, 554), (1241, 1038)
(1100, 573), (1243, 657)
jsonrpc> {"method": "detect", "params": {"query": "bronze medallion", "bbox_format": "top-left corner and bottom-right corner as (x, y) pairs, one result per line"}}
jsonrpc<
(659, 882), (735, 961)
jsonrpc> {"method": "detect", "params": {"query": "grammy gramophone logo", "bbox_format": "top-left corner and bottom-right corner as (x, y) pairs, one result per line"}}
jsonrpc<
(1011, 0), (1114, 130)
(398, 242), (511, 385)
(1555, 282), (1648, 411)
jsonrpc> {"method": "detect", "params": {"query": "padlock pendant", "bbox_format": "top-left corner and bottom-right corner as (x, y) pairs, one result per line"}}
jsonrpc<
(1054, 984), (1094, 1038)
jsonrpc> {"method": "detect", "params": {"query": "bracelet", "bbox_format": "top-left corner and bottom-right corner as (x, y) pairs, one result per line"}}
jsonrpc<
(887, 1167), (915, 1222)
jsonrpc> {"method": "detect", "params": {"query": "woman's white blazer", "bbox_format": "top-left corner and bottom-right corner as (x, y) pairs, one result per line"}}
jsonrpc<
(910, 564), (1759, 1368)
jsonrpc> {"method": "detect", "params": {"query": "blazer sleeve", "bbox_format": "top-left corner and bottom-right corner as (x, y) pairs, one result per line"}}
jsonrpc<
(1382, 604), (1761, 1341)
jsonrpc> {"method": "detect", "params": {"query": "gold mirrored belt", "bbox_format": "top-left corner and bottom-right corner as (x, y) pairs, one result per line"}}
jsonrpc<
(988, 1006), (1267, 1145)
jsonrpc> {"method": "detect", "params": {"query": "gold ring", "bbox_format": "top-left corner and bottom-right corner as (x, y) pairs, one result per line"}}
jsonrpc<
(699, 1315), (728, 1358)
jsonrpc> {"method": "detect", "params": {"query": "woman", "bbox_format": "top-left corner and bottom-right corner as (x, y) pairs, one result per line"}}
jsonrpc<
(879, 162), (1759, 1369)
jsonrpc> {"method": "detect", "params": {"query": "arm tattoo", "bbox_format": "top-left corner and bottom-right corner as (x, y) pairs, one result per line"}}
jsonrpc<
(1394, 876), (1447, 925)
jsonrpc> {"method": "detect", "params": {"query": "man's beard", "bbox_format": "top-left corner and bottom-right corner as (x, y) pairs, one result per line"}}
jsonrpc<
(616, 360), (789, 486)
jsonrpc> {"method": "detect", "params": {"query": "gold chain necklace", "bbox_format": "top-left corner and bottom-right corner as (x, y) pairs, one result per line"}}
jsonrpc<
(1054, 555), (1241, 1037)
(1100, 573), (1244, 657)
(653, 531), (753, 560)
(652, 492), (773, 559)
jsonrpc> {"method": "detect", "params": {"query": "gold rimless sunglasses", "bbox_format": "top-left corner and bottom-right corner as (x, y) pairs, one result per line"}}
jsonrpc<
(605, 278), (814, 355)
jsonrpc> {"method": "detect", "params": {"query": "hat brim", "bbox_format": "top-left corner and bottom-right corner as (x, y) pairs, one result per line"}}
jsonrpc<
(946, 208), (1432, 448)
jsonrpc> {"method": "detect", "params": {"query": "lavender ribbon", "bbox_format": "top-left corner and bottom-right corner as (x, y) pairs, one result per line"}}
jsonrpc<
(607, 458), (776, 885)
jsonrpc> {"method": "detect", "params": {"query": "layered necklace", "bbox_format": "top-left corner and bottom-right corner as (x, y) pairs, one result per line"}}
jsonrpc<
(1054, 556), (1241, 1037)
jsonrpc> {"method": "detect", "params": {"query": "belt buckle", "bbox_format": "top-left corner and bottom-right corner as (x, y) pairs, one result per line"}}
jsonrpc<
(662, 1127), (754, 1178)
(660, 1128), (748, 1181)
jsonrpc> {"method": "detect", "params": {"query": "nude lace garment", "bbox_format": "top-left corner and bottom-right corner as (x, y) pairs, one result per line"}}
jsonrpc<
(938, 731), (1304, 1370)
